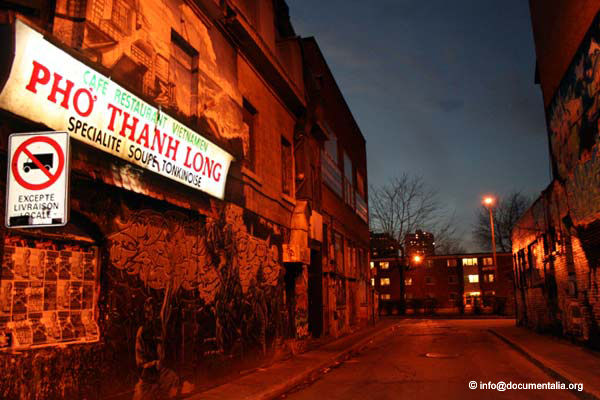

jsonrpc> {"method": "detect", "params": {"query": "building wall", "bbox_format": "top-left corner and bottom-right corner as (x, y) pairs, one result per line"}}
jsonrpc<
(529, 0), (600, 107)
(513, 5), (600, 348)
(301, 38), (371, 338)
(0, 1), (373, 398)
(374, 253), (514, 315)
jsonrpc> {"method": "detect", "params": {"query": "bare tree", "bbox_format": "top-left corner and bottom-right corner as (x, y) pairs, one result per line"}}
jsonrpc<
(472, 191), (532, 252)
(369, 173), (463, 254)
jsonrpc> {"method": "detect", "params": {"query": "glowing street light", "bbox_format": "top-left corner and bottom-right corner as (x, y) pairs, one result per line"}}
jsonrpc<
(413, 255), (422, 263)
(482, 195), (497, 269)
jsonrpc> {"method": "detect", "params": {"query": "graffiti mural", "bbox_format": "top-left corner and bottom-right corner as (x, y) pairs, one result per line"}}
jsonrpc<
(0, 200), (289, 399)
(107, 204), (286, 361)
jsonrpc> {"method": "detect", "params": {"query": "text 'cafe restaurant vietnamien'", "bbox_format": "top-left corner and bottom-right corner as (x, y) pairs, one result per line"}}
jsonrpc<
(0, 16), (296, 397)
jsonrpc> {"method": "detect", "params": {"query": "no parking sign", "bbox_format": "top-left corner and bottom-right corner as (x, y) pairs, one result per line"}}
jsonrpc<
(5, 131), (70, 228)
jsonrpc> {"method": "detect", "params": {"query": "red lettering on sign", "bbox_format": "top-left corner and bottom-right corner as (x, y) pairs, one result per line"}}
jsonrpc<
(25, 61), (50, 94)
(47, 72), (74, 110)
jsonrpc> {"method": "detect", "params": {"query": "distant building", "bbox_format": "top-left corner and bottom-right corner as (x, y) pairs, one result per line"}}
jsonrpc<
(371, 246), (515, 315)
(404, 230), (435, 258)
(370, 233), (402, 314)
(511, 1), (600, 347)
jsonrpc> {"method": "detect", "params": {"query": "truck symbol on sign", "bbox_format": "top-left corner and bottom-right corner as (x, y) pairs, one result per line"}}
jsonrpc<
(23, 153), (54, 173)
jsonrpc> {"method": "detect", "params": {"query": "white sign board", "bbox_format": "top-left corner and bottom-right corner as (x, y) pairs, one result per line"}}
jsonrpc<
(0, 20), (233, 199)
(5, 131), (70, 228)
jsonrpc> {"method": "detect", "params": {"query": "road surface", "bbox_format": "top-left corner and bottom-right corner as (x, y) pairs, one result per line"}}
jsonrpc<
(283, 319), (577, 400)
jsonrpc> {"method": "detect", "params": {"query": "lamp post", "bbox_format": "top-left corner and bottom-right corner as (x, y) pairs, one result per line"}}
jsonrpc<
(483, 196), (497, 269)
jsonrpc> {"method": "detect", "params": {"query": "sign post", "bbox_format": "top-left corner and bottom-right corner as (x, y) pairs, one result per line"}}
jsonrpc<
(5, 131), (70, 228)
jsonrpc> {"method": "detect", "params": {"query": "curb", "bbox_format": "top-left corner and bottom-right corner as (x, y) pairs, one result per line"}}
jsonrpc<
(260, 322), (401, 400)
(194, 322), (401, 400)
(489, 329), (599, 400)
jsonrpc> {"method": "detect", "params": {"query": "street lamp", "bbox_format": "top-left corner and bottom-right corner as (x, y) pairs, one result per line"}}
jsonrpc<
(483, 196), (497, 269)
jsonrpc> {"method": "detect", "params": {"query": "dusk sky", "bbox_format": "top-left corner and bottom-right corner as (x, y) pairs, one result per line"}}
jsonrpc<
(287, 0), (552, 251)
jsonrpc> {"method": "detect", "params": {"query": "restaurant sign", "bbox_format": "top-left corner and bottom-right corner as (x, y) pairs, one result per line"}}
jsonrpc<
(0, 20), (233, 200)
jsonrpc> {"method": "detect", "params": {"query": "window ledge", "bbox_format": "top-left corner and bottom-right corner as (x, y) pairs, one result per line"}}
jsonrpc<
(241, 166), (263, 187)
(281, 192), (296, 206)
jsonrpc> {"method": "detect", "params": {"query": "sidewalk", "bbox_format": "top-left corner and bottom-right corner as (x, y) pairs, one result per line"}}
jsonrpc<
(188, 319), (403, 400)
(489, 325), (600, 399)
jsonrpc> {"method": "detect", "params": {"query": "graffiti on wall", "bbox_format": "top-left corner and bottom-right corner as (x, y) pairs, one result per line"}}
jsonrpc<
(548, 15), (600, 226)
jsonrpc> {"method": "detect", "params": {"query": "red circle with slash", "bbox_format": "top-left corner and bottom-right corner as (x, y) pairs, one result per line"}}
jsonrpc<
(11, 136), (65, 190)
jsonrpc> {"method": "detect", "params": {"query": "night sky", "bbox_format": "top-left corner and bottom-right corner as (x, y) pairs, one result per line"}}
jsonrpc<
(287, 0), (551, 251)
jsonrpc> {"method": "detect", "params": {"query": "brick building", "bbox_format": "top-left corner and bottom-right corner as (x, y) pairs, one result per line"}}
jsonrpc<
(370, 233), (402, 314)
(511, 1), (600, 348)
(403, 253), (514, 315)
(0, 1), (372, 398)
(370, 238), (515, 316)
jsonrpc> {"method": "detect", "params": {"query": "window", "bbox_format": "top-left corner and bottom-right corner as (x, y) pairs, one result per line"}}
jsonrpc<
(425, 276), (434, 285)
(448, 275), (457, 284)
(482, 257), (493, 266)
(426, 260), (434, 268)
(370, 278), (375, 287)
(467, 274), (479, 283)
(356, 171), (365, 198)
(462, 258), (478, 266)
(404, 278), (412, 286)
(380, 294), (391, 300)
(370, 261), (375, 269)
(447, 259), (457, 267)
(170, 30), (198, 116)
(112, 0), (131, 33)
(322, 133), (342, 197)
(380, 278), (390, 286)
(324, 133), (337, 162)
(484, 273), (495, 283)
(281, 137), (293, 196)
(343, 152), (354, 208)
(405, 292), (413, 300)
(242, 98), (257, 170)
(449, 293), (458, 301)
(334, 233), (343, 274)
(380, 261), (389, 270)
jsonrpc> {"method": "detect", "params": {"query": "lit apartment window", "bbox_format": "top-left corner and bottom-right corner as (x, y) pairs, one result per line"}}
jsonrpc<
(447, 259), (457, 267)
(462, 258), (478, 266)
(370, 261), (375, 269)
(467, 274), (479, 283)
(425, 276), (435, 285)
(380, 261), (389, 270)
(380, 278), (390, 286)
(484, 273), (495, 283)
(448, 275), (457, 284)
(380, 294), (391, 300)
(483, 257), (493, 266)
(371, 278), (375, 287)
(404, 278), (412, 286)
